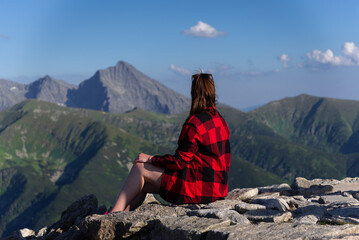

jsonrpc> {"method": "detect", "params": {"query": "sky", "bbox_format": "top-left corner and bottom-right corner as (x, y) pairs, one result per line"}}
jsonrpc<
(1, 0), (359, 110)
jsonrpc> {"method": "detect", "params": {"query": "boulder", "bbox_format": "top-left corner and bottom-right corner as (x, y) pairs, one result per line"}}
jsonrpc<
(187, 209), (250, 224)
(225, 188), (258, 200)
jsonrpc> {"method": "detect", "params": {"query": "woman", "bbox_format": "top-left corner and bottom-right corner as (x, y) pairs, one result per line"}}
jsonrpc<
(110, 73), (231, 212)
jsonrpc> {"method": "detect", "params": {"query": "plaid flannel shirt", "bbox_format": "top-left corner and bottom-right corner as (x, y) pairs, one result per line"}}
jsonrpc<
(151, 108), (231, 204)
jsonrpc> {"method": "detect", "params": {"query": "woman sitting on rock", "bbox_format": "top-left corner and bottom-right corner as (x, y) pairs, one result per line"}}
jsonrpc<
(110, 73), (231, 212)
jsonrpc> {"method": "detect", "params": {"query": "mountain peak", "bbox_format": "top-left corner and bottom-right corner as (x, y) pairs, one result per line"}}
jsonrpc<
(67, 61), (190, 114)
(116, 60), (132, 68)
(25, 76), (75, 104)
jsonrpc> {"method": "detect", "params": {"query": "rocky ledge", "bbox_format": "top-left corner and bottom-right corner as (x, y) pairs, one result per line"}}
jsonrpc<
(6, 177), (359, 240)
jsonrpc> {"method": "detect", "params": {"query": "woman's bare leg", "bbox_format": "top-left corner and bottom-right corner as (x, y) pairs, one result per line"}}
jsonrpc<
(110, 162), (164, 212)
(124, 182), (160, 211)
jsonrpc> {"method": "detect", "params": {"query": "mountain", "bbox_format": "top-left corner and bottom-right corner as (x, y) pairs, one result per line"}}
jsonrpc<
(66, 61), (190, 114)
(0, 79), (27, 111)
(0, 61), (190, 114)
(25, 75), (77, 105)
(0, 76), (75, 111)
(249, 94), (359, 154)
(219, 104), (348, 181)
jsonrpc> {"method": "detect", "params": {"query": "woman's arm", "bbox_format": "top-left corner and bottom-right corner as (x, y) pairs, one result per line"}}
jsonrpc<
(151, 122), (200, 170)
(133, 153), (153, 164)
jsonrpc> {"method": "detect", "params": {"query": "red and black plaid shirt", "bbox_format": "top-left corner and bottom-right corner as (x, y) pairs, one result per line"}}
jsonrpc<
(151, 108), (231, 204)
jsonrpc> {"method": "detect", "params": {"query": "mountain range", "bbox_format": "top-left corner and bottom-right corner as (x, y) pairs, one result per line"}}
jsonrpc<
(1, 61), (359, 237)
(0, 61), (190, 114)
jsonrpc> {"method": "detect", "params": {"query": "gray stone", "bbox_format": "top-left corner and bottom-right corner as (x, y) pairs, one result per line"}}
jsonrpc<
(293, 205), (326, 220)
(135, 203), (188, 217)
(292, 177), (359, 194)
(11, 177), (359, 240)
(234, 201), (266, 213)
(244, 209), (292, 223)
(150, 216), (231, 240)
(292, 177), (313, 189)
(251, 198), (290, 212)
(292, 205), (326, 224)
(202, 199), (238, 210)
(225, 188), (258, 200)
(85, 212), (155, 240)
(187, 209), (250, 225)
(293, 214), (320, 224)
(18, 228), (35, 238)
(49, 194), (104, 232)
(216, 222), (359, 240)
(258, 183), (291, 194)
(319, 194), (359, 204)
(328, 205), (359, 218)
(142, 193), (161, 205)
(36, 227), (48, 237)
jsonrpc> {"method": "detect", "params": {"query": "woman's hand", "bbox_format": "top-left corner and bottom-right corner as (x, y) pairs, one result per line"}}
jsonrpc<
(134, 153), (153, 164)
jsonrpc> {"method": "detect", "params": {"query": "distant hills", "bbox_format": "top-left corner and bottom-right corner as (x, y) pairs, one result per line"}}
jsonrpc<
(249, 94), (359, 154)
(0, 61), (190, 114)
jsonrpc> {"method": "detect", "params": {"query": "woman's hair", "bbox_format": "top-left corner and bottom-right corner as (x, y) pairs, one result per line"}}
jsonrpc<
(190, 73), (217, 116)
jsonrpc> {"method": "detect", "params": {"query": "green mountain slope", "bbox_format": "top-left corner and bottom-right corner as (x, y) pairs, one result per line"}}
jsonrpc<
(220, 105), (347, 181)
(249, 94), (359, 154)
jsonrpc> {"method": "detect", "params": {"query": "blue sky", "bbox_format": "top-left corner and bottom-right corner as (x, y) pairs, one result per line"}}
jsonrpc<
(1, 0), (359, 109)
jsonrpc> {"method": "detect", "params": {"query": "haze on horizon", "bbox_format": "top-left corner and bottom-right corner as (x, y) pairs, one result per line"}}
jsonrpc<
(0, 0), (359, 110)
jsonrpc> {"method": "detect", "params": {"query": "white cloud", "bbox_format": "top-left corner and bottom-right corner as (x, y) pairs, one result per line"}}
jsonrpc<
(277, 54), (291, 68)
(306, 42), (359, 68)
(182, 21), (225, 38)
(342, 42), (359, 64)
(170, 64), (192, 76)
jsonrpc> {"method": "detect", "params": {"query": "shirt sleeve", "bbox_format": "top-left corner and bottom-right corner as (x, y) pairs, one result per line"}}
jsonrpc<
(151, 121), (200, 170)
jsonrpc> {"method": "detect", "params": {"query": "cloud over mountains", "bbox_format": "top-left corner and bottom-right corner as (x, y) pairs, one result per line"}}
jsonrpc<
(182, 21), (225, 38)
(306, 42), (359, 68)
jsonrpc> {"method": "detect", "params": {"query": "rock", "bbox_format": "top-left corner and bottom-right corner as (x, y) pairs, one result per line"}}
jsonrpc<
(293, 214), (320, 224)
(328, 205), (359, 219)
(291, 177), (334, 196)
(9, 178), (359, 240)
(135, 202), (189, 217)
(244, 209), (292, 223)
(293, 205), (326, 218)
(319, 194), (359, 204)
(292, 205), (327, 224)
(150, 216), (231, 240)
(142, 193), (161, 205)
(202, 199), (238, 210)
(36, 227), (48, 237)
(41, 228), (62, 240)
(16, 228), (35, 238)
(49, 194), (105, 232)
(258, 183), (291, 194)
(292, 177), (359, 196)
(250, 198), (291, 212)
(234, 201), (266, 213)
(273, 212), (292, 223)
(187, 209), (250, 225)
(85, 203), (188, 240)
(225, 188), (258, 200)
(220, 223), (359, 240)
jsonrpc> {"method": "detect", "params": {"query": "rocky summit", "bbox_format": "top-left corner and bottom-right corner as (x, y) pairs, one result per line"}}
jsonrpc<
(6, 177), (359, 240)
